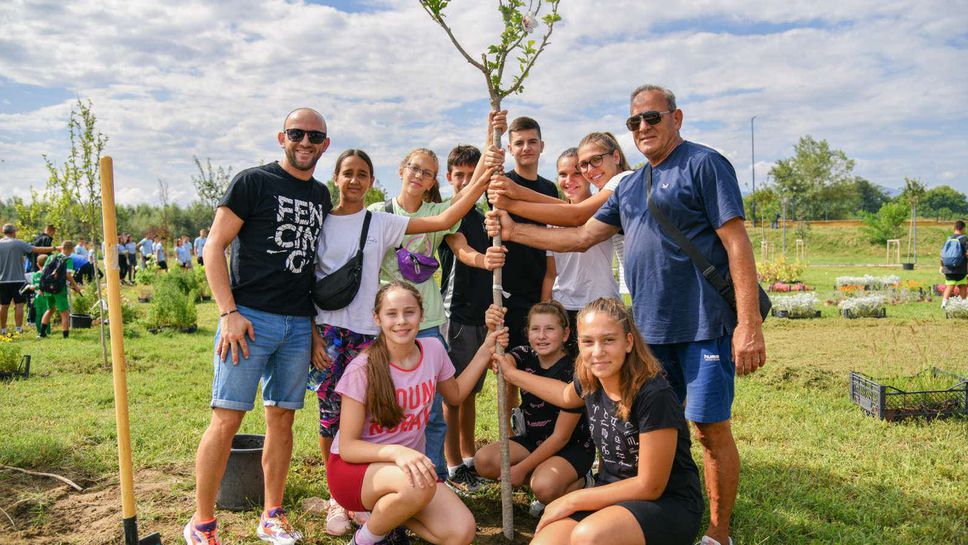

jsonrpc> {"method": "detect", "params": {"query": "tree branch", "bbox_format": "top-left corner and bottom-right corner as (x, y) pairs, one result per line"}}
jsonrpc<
(419, 2), (486, 73)
(503, 3), (558, 96)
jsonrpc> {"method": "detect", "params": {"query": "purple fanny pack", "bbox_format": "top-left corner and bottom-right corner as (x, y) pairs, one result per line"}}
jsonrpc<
(395, 246), (439, 284)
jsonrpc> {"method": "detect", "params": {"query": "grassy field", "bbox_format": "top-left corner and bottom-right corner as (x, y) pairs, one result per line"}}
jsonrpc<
(1, 242), (967, 544)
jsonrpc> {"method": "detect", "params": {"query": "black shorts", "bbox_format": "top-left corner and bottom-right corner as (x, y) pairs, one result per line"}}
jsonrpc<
(510, 435), (595, 477)
(504, 305), (530, 351)
(0, 283), (27, 305)
(569, 495), (702, 545)
(446, 320), (487, 394)
(196, 256), (204, 267)
(944, 273), (966, 282)
(157, 260), (168, 270)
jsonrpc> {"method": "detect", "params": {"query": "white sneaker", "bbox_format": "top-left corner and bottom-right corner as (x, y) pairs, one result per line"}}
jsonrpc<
(257, 508), (302, 545)
(528, 500), (545, 518)
(942, 299), (948, 309)
(696, 536), (734, 545)
(325, 500), (353, 536)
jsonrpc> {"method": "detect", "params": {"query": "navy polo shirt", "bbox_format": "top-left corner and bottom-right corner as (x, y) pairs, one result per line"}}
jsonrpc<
(594, 141), (745, 345)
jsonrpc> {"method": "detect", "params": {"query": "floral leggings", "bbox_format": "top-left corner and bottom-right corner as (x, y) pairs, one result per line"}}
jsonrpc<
(307, 323), (374, 437)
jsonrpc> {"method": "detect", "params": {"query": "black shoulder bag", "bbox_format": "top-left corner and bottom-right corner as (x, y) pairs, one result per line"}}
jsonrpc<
(646, 167), (771, 321)
(311, 211), (372, 311)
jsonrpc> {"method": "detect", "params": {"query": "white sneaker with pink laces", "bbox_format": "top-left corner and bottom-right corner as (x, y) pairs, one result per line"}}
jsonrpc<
(325, 499), (353, 536)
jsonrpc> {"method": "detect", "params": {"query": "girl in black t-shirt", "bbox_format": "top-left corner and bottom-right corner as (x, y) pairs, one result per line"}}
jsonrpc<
(494, 297), (703, 545)
(475, 301), (594, 513)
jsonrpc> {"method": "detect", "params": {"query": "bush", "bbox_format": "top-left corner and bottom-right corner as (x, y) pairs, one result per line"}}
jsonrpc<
(136, 264), (159, 286)
(0, 336), (21, 374)
(758, 256), (804, 283)
(944, 299), (968, 319)
(194, 265), (210, 299)
(144, 280), (197, 330)
(773, 293), (820, 318)
(860, 201), (909, 244)
(70, 284), (98, 315)
(166, 268), (199, 296)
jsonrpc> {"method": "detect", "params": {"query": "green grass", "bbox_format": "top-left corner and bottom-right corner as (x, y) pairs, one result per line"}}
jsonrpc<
(1, 234), (967, 543)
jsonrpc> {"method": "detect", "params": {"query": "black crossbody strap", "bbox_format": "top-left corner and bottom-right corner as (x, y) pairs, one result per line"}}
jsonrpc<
(645, 167), (735, 302)
(357, 211), (372, 255)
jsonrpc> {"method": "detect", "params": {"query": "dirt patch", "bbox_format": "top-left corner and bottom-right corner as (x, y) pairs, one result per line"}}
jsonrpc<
(0, 466), (540, 544)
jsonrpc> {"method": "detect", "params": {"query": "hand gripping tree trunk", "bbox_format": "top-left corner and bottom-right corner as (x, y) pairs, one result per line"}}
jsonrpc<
(419, 1), (562, 539)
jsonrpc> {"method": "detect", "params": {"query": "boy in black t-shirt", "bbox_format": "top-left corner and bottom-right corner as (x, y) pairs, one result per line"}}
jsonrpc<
(488, 115), (559, 350)
(185, 108), (332, 545)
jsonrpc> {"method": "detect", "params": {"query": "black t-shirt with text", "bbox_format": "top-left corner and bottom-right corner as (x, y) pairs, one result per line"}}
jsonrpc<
(438, 207), (492, 325)
(495, 170), (558, 308)
(220, 162), (332, 316)
(512, 346), (592, 450)
(574, 374), (702, 511)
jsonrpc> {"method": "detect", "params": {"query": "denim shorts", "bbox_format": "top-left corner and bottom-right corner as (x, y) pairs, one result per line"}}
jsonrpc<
(649, 334), (734, 424)
(210, 305), (312, 411)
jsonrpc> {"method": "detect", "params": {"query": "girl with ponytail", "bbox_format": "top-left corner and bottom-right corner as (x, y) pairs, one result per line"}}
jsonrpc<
(326, 281), (505, 545)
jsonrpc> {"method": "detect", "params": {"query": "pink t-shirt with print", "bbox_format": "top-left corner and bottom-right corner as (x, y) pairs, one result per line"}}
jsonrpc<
(331, 338), (455, 455)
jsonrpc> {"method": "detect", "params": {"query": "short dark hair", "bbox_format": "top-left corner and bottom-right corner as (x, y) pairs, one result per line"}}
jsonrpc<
(447, 145), (481, 173)
(508, 116), (541, 140)
(956, 220), (965, 231)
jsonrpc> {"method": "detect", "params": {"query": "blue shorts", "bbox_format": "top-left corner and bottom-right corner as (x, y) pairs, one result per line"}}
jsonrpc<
(649, 334), (734, 424)
(210, 305), (312, 411)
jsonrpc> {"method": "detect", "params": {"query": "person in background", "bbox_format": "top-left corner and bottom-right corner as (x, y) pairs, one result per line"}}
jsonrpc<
(939, 219), (968, 308)
(194, 228), (208, 267)
(154, 236), (168, 271)
(176, 235), (194, 269)
(39, 240), (83, 339)
(75, 238), (90, 259)
(25, 254), (49, 335)
(29, 224), (56, 272)
(0, 223), (53, 335)
(117, 235), (130, 282)
(137, 234), (154, 270)
(125, 234), (138, 283)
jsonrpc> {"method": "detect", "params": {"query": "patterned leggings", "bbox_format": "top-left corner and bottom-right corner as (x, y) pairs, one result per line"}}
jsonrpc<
(307, 323), (374, 437)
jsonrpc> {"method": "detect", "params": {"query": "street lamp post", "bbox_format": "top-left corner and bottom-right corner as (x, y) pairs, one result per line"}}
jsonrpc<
(750, 115), (758, 228)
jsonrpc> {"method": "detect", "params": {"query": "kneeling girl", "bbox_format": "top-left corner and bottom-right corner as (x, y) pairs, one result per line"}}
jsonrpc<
(494, 298), (703, 545)
(475, 301), (594, 513)
(327, 281), (503, 545)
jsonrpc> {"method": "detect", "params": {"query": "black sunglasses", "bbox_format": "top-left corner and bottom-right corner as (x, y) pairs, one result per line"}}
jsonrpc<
(625, 110), (673, 131)
(285, 128), (327, 144)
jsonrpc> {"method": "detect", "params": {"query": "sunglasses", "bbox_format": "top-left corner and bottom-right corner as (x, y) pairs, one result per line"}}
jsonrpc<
(625, 110), (673, 131)
(285, 128), (327, 144)
(578, 152), (613, 171)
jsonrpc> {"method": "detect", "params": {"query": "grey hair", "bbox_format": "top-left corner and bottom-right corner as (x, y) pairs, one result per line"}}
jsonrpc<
(630, 84), (677, 111)
(2, 223), (15, 235)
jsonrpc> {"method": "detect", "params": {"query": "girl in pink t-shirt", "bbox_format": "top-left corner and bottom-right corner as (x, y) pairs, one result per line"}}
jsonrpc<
(327, 280), (505, 545)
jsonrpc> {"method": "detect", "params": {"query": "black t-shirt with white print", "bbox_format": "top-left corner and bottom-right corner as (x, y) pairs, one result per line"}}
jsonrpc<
(574, 373), (703, 511)
(512, 346), (592, 450)
(220, 161), (332, 316)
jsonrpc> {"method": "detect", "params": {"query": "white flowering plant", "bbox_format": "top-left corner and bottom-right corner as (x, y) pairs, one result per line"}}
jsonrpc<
(944, 298), (968, 319)
(772, 293), (821, 318)
(839, 295), (887, 317)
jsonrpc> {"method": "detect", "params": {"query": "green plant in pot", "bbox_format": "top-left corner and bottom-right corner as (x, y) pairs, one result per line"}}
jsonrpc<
(144, 280), (198, 332)
(0, 336), (22, 375)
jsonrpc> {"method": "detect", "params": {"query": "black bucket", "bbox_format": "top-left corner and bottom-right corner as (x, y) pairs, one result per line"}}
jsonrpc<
(69, 313), (93, 328)
(901, 263), (915, 270)
(216, 434), (265, 511)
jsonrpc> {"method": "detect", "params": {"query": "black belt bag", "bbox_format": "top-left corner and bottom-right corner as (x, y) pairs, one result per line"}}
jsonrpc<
(312, 211), (372, 311)
(646, 167), (771, 321)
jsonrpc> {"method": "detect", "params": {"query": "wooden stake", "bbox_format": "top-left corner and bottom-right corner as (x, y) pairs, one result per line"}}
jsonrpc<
(99, 156), (137, 520)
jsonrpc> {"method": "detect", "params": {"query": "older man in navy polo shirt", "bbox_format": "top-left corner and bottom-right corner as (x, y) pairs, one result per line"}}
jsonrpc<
(486, 84), (765, 545)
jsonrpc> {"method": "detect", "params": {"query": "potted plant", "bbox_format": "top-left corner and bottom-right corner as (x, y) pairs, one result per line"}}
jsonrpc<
(772, 293), (821, 319)
(69, 284), (97, 329)
(944, 298), (968, 319)
(144, 279), (197, 333)
(839, 295), (887, 319)
(194, 265), (211, 301)
(0, 337), (29, 380)
(138, 285), (153, 303)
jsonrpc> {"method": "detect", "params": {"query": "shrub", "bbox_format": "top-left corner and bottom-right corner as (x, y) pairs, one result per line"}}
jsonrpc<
(194, 265), (210, 300)
(835, 275), (900, 291)
(135, 261), (159, 285)
(166, 268), (199, 296)
(860, 201), (909, 244)
(70, 284), (98, 315)
(758, 256), (804, 283)
(773, 293), (820, 318)
(144, 280), (197, 330)
(944, 298), (968, 319)
(838, 295), (886, 317)
(0, 336), (21, 374)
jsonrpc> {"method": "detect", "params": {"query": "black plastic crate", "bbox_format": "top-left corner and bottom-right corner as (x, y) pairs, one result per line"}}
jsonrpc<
(850, 369), (967, 421)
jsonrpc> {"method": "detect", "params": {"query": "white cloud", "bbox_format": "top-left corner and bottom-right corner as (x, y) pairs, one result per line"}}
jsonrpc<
(0, 0), (965, 206)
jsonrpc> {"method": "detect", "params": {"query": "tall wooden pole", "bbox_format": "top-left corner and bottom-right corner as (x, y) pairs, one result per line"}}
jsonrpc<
(100, 156), (161, 545)
(490, 99), (514, 540)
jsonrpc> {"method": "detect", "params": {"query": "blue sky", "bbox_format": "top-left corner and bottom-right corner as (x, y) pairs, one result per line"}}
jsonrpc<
(0, 0), (965, 205)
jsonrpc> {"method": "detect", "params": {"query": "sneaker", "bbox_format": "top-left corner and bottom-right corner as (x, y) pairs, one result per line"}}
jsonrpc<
(528, 499), (545, 518)
(446, 464), (484, 495)
(184, 518), (221, 545)
(257, 507), (303, 545)
(326, 501), (353, 536)
(583, 470), (595, 489)
(942, 300), (948, 309)
(695, 537), (734, 545)
(351, 510), (370, 526)
(510, 407), (525, 436)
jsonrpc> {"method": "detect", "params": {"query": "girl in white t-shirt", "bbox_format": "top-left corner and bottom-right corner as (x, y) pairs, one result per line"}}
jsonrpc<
(547, 148), (622, 351)
(311, 149), (499, 535)
(326, 281), (504, 545)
